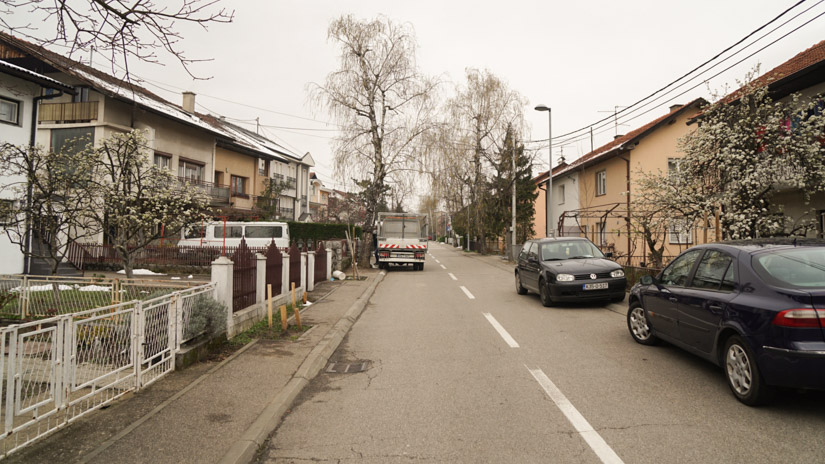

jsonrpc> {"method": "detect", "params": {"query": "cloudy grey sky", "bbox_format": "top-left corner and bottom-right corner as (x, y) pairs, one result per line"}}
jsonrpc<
(13, 0), (825, 192)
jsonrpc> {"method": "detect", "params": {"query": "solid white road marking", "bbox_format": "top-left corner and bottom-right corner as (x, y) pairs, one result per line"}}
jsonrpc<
(460, 285), (475, 299)
(440, 264), (447, 270)
(448, 273), (457, 281)
(528, 368), (624, 464)
(483, 313), (519, 348)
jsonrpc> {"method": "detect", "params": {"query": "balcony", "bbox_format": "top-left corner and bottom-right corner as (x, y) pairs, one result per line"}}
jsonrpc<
(177, 177), (230, 205)
(38, 101), (98, 123)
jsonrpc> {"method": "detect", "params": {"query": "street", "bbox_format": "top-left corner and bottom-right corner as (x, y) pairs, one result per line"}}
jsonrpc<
(260, 243), (825, 464)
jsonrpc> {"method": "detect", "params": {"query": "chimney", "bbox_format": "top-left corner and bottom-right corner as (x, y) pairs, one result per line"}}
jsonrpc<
(182, 91), (196, 113)
(669, 103), (683, 112)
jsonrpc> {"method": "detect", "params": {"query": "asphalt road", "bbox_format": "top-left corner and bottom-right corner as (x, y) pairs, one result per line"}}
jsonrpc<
(259, 243), (825, 464)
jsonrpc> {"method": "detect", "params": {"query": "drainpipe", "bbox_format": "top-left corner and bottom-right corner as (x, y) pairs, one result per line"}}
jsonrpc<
(23, 91), (64, 274)
(619, 152), (631, 265)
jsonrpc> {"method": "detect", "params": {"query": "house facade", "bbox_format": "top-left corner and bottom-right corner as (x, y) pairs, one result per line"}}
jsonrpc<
(0, 59), (73, 274)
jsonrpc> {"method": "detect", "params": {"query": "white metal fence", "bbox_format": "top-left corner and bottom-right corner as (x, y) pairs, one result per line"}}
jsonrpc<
(0, 281), (217, 458)
(0, 275), (204, 320)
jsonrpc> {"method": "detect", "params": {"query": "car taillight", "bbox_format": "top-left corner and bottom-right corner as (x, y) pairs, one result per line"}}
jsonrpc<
(414, 252), (424, 259)
(771, 309), (825, 328)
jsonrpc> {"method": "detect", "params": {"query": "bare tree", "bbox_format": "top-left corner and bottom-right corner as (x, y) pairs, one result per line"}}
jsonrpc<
(0, 0), (233, 78)
(443, 68), (526, 251)
(310, 15), (438, 261)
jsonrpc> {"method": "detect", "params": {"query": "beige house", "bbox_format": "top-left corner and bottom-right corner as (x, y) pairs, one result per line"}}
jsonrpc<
(532, 99), (707, 266)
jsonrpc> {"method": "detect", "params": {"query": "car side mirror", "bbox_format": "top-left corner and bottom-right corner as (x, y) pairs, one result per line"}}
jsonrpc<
(640, 275), (654, 285)
(528, 256), (538, 264)
(604, 252), (614, 258)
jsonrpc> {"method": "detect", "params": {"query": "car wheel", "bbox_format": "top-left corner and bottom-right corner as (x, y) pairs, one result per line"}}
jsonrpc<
(627, 302), (658, 345)
(419, 263), (424, 271)
(723, 335), (772, 406)
(539, 278), (553, 307)
(515, 271), (527, 295)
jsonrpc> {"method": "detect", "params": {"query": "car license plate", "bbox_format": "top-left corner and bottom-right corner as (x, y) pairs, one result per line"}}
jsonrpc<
(583, 282), (608, 290)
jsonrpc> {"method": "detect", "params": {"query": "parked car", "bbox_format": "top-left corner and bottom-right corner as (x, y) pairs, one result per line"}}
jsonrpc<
(626, 240), (825, 406)
(514, 237), (626, 306)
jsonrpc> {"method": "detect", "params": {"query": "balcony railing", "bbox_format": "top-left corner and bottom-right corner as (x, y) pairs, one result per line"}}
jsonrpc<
(177, 176), (230, 204)
(38, 101), (99, 123)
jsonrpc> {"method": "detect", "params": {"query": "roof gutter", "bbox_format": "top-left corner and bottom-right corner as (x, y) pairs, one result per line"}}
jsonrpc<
(24, 89), (65, 274)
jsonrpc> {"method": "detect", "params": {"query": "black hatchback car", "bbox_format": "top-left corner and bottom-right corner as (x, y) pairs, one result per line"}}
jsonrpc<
(627, 240), (825, 406)
(515, 237), (627, 306)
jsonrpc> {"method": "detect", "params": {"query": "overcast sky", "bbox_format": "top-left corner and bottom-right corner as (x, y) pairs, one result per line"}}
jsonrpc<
(14, 0), (825, 194)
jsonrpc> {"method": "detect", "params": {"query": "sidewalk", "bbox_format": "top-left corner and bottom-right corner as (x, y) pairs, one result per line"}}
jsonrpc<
(5, 268), (384, 464)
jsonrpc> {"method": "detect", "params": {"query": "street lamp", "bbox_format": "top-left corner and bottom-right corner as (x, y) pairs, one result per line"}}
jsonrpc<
(535, 104), (553, 237)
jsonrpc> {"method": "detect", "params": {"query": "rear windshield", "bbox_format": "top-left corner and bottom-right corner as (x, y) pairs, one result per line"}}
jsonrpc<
(753, 248), (825, 288)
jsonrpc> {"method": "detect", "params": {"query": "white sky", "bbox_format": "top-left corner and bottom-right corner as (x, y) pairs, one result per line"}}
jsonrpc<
(12, 0), (825, 194)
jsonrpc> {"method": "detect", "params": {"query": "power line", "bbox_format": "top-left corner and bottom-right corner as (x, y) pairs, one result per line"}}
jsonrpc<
(532, 0), (822, 144)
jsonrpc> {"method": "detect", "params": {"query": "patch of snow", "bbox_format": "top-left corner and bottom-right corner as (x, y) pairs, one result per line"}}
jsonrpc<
(170, 277), (181, 280)
(11, 284), (75, 292)
(116, 269), (166, 275)
(77, 285), (112, 292)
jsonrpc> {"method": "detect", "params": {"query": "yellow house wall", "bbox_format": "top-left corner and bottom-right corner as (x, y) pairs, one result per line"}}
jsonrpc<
(532, 182), (546, 238)
(628, 110), (705, 259)
(576, 156), (629, 254)
(215, 147), (257, 209)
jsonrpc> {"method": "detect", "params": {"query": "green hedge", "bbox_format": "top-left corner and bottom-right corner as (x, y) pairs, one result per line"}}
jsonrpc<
(287, 222), (363, 244)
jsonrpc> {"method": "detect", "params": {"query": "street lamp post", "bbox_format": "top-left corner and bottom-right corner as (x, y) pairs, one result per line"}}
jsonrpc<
(535, 104), (553, 237)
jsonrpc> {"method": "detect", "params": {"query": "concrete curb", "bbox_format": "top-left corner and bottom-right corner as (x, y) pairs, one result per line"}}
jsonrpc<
(217, 271), (387, 464)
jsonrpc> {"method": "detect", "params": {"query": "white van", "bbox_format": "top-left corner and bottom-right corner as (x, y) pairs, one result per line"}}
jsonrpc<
(178, 221), (290, 249)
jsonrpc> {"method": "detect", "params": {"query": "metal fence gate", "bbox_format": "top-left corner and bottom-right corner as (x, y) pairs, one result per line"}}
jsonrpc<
(265, 242), (283, 296)
(232, 239), (256, 313)
(288, 243), (301, 290)
(315, 244), (327, 283)
(0, 282), (215, 458)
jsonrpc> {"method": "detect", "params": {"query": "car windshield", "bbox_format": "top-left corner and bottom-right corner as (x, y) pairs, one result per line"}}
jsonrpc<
(541, 240), (604, 261)
(753, 248), (825, 288)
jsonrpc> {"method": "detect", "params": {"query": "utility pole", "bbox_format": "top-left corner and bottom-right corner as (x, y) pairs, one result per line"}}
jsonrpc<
(511, 136), (517, 260)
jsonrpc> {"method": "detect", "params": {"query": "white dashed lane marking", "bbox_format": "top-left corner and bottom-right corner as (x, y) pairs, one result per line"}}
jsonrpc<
(483, 313), (519, 348)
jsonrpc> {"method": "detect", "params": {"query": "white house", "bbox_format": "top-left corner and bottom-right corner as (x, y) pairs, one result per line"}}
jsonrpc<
(0, 59), (73, 274)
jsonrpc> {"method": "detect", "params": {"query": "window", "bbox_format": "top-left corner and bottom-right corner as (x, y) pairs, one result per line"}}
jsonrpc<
(154, 152), (171, 170)
(597, 221), (607, 246)
(72, 87), (90, 103)
(691, 250), (734, 291)
(667, 158), (684, 177)
(527, 242), (538, 260)
(558, 184), (565, 204)
(214, 225), (243, 238)
(0, 97), (20, 125)
(519, 242), (532, 260)
(230, 175), (248, 197)
(596, 170), (606, 196)
(660, 249), (702, 287)
(0, 199), (14, 225)
(258, 159), (266, 175)
(245, 225), (283, 238)
(669, 218), (693, 244)
(178, 159), (204, 182)
(51, 127), (94, 155)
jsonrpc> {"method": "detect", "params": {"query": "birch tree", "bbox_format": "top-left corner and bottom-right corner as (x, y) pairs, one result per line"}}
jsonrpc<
(310, 15), (438, 260)
(443, 69), (526, 251)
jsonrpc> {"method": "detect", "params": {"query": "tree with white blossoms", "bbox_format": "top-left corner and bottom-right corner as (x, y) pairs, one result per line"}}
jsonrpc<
(0, 139), (100, 275)
(89, 130), (211, 278)
(646, 73), (825, 240)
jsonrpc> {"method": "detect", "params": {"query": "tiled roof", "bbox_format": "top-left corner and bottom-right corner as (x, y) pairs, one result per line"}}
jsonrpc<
(717, 40), (825, 106)
(0, 30), (222, 135)
(534, 98), (705, 182)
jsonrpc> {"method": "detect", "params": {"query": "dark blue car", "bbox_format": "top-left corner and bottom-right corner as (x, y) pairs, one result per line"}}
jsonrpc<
(627, 240), (825, 406)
